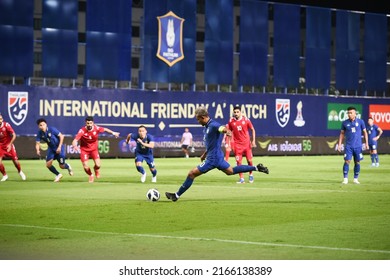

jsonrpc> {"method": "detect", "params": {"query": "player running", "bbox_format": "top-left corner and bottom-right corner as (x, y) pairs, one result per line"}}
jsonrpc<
(367, 117), (383, 167)
(125, 125), (157, 183)
(72, 116), (119, 183)
(0, 113), (26, 182)
(36, 118), (73, 182)
(337, 107), (368, 184)
(226, 106), (256, 183)
(165, 106), (269, 202)
(180, 127), (193, 158)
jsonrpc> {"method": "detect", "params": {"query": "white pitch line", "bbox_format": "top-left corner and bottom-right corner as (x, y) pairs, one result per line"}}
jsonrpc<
(1, 224), (389, 255)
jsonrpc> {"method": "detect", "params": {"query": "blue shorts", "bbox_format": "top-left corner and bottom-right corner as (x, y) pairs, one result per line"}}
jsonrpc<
(368, 142), (377, 151)
(344, 146), (363, 162)
(46, 146), (66, 165)
(198, 156), (230, 174)
(135, 153), (155, 168)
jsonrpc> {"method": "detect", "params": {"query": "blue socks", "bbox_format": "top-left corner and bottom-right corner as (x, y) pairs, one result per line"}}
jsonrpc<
(177, 176), (194, 196)
(344, 162), (360, 179)
(48, 165), (59, 175)
(343, 162), (349, 178)
(354, 164), (360, 179)
(136, 166), (145, 175)
(233, 165), (256, 174)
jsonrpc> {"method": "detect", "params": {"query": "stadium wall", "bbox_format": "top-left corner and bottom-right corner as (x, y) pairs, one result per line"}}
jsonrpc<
(12, 135), (390, 159)
(1, 85), (389, 158)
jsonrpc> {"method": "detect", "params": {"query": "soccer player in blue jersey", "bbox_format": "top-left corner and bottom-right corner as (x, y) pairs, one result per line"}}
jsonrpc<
(367, 117), (383, 167)
(125, 125), (157, 183)
(165, 106), (269, 202)
(35, 118), (73, 182)
(337, 107), (368, 184)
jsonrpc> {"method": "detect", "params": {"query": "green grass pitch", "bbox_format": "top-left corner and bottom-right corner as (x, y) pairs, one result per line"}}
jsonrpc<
(0, 155), (389, 260)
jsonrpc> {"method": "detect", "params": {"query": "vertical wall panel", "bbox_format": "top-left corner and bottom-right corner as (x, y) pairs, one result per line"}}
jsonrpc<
(364, 13), (387, 91)
(239, 0), (268, 87)
(305, 7), (331, 89)
(168, 0), (196, 84)
(335, 11), (360, 90)
(273, 3), (300, 88)
(142, 0), (196, 83)
(86, 0), (132, 81)
(142, 0), (168, 82)
(205, 0), (233, 84)
(42, 0), (78, 78)
(0, 0), (34, 77)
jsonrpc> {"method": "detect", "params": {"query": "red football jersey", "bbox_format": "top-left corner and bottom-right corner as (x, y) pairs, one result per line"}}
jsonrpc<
(74, 125), (105, 152)
(227, 116), (254, 147)
(0, 121), (15, 149)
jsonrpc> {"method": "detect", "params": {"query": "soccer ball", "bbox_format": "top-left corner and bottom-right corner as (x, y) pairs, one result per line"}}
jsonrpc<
(146, 188), (160, 202)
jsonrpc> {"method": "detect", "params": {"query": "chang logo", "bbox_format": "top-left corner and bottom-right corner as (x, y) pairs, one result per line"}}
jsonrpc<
(328, 110), (339, 121)
(327, 103), (362, 130)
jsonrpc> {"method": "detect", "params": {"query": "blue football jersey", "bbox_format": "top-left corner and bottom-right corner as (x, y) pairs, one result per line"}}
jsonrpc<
(131, 133), (154, 155)
(341, 118), (366, 148)
(367, 124), (380, 145)
(36, 126), (62, 152)
(203, 119), (224, 160)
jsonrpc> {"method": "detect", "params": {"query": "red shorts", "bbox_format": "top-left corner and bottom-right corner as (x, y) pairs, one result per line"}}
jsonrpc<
(0, 145), (19, 160)
(80, 149), (100, 162)
(233, 145), (253, 162)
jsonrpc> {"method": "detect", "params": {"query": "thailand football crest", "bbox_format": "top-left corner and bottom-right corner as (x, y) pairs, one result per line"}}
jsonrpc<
(156, 11), (185, 67)
(8, 91), (28, 126)
(275, 99), (290, 128)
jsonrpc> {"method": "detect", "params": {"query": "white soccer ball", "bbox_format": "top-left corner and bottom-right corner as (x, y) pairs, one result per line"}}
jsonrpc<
(146, 188), (160, 202)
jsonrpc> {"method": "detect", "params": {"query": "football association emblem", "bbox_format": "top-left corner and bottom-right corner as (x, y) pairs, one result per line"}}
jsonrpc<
(275, 99), (290, 128)
(8, 91), (28, 126)
(156, 11), (185, 67)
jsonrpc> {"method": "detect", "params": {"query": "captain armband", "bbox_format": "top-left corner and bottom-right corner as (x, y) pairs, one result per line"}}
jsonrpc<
(218, 126), (225, 133)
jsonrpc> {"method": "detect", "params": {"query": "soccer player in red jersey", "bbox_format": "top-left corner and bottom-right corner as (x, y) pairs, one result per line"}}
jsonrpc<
(0, 113), (26, 182)
(72, 116), (119, 183)
(226, 106), (257, 183)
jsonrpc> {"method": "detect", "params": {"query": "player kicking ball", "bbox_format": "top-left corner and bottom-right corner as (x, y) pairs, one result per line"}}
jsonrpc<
(166, 106), (269, 202)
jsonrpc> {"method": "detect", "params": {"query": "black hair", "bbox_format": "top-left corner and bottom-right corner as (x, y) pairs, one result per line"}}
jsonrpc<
(85, 116), (94, 122)
(36, 118), (47, 125)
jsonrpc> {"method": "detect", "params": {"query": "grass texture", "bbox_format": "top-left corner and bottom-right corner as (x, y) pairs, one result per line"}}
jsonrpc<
(0, 155), (389, 260)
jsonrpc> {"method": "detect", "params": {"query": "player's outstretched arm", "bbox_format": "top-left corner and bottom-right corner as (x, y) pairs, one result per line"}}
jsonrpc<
(337, 130), (345, 152)
(104, 128), (120, 138)
(35, 141), (41, 156)
(71, 138), (80, 152)
(125, 133), (132, 144)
